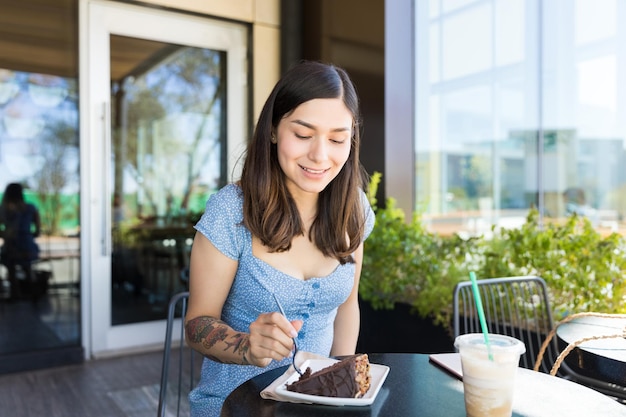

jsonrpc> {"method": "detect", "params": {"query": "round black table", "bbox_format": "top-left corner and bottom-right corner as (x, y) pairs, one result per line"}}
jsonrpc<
(556, 315), (626, 386)
(220, 353), (626, 417)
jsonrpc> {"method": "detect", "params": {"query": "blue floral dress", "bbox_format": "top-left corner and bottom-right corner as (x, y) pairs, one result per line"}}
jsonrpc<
(189, 184), (375, 417)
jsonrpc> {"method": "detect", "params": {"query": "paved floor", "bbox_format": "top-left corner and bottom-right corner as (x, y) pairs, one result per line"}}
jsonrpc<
(0, 349), (168, 417)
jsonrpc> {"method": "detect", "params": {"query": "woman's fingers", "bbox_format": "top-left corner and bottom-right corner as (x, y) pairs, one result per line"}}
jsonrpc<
(267, 311), (299, 338)
(291, 319), (303, 333)
(247, 312), (298, 365)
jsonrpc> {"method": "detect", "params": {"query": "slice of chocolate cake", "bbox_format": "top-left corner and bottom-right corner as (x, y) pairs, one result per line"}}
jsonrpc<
(286, 354), (371, 398)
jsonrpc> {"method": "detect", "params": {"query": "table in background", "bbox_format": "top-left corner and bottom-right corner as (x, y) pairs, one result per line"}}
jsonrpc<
(221, 353), (626, 417)
(556, 315), (626, 386)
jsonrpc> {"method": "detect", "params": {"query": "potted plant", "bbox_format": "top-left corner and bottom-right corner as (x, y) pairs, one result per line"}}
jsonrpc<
(357, 173), (626, 353)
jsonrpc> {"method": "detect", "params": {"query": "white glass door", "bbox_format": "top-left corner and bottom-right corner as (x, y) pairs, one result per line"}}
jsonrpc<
(81, 0), (247, 356)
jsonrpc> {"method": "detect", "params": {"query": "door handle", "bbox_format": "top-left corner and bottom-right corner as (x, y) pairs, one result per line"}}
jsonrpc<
(101, 101), (112, 257)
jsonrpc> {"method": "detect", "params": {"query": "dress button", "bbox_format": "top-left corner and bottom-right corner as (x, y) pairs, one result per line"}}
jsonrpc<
(312, 282), (320, 289)
(308, 302), (315, 308)
(302, 312), (309, 319)
(298, 332), (306, 339)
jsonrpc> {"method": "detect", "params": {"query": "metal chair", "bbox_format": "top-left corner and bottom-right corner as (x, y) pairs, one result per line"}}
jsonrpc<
(452, 276), (562, 374)
(158, 291), (202, 417)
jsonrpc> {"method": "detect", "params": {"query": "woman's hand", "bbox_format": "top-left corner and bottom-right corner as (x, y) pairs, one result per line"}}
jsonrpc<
(247, 312), (303, 367)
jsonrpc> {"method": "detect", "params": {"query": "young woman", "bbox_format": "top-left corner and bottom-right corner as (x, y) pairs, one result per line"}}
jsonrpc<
(0, 183), (41, 300)
(185, 61), (375, 416)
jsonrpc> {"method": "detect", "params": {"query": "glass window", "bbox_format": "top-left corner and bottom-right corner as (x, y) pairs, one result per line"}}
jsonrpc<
(0, 66), (80, 354)
(574, 0), (616, 45)
(110, 38), (228, 325)
(414, 0), (626, 236)
(0, 0), (81, 375)
(441, 4), (492, 80)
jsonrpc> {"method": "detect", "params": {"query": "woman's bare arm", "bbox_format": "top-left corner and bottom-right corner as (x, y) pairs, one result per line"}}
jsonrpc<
(185, 232), (299, 366)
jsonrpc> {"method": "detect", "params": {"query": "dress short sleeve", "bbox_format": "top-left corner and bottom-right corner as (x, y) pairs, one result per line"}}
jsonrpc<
(194, 184), (245, 260)
(362, 188), (376, 241)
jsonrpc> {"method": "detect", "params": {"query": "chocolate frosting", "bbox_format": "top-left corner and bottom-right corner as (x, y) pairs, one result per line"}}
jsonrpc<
(286, 357), (359, 397)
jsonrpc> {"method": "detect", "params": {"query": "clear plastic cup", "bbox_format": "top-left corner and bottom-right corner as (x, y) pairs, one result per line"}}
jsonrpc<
(454, 333), (526, 417)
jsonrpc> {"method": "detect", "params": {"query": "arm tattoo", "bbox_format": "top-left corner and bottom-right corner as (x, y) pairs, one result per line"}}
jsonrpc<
(186, 316), (251, 365)
(225, 333), (251, 365)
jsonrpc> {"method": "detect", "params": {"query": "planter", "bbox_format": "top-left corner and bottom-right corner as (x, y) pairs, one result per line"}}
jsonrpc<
(357, 297), (455, 354)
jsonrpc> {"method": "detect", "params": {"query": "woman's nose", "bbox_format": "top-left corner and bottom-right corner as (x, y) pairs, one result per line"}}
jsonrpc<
(308, 137), (329, 162)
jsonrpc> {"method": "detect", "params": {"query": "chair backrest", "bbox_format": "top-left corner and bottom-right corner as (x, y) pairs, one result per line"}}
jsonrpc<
(452, 276), (560, 373)
(158, 291), (201, 417)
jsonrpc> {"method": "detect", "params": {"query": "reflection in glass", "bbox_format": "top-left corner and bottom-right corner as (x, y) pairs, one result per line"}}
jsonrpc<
(28, 74), (69, 108)
(0, 83), (19, 105)
(416, 0), (626, 237)
(0, 68), (81, 358)
(110, 36), (227, 325)
(2, 114), (45, 139)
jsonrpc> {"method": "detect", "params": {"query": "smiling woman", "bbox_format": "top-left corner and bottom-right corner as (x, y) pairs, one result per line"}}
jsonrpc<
(184, 60), (375, 417)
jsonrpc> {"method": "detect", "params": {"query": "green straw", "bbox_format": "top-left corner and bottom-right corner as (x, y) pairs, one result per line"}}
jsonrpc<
(469, 271), (493, 361)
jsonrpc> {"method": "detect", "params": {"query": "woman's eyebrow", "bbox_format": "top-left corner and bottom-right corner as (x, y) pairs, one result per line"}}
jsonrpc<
(291, 119), (351, 133)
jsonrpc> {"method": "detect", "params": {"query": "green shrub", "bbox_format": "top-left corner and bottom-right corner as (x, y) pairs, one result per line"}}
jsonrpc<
(480, 210), (626, 319)
(360, 173), (626, 332)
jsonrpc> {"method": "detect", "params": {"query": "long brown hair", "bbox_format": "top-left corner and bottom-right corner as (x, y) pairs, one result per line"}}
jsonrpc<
(1, 183), (26, 212)
(240, 61), (368, 264)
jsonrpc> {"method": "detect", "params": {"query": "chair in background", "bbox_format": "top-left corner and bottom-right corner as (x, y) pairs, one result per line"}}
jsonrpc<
(452, 276), (562, 374)
(158, 291), (202, 417)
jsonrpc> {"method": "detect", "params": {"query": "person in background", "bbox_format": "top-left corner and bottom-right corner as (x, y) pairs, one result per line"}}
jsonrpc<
(0, 183), (41, 300)
(184, 60), (375, 416)
(563, 186), (598, 225)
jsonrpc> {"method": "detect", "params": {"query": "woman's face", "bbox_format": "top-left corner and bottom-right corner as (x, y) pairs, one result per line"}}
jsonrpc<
(275, 98), (353, 199)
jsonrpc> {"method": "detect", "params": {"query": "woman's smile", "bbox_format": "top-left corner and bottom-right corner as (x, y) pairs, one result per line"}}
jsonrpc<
(300, 165), (330, 175)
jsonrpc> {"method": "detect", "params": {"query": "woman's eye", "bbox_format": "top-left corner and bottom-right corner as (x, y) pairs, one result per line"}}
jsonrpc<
(330, 139), (346, 144)
(295, 133), (311, 139)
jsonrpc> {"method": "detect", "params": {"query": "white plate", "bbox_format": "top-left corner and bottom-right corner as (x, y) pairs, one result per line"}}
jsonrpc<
(275, 358), (390, 406)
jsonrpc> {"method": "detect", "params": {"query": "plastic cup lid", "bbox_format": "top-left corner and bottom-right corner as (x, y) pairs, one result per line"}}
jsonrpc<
(454, 333), (526, 355)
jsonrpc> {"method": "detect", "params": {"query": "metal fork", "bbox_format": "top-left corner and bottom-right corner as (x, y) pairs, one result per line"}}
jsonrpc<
(272, 293), (304, 375)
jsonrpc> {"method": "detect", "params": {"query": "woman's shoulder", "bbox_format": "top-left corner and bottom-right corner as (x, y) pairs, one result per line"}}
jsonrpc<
(358, 188), (375, 239)
(195, 183), (247, 259)
(207, 183), (243, 208)
(200, 183), (244, 225)
(25, 202), (38, 213)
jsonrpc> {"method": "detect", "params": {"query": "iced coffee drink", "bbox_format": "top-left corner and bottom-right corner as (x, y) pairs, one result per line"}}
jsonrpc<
(454, 333), (526, 417)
